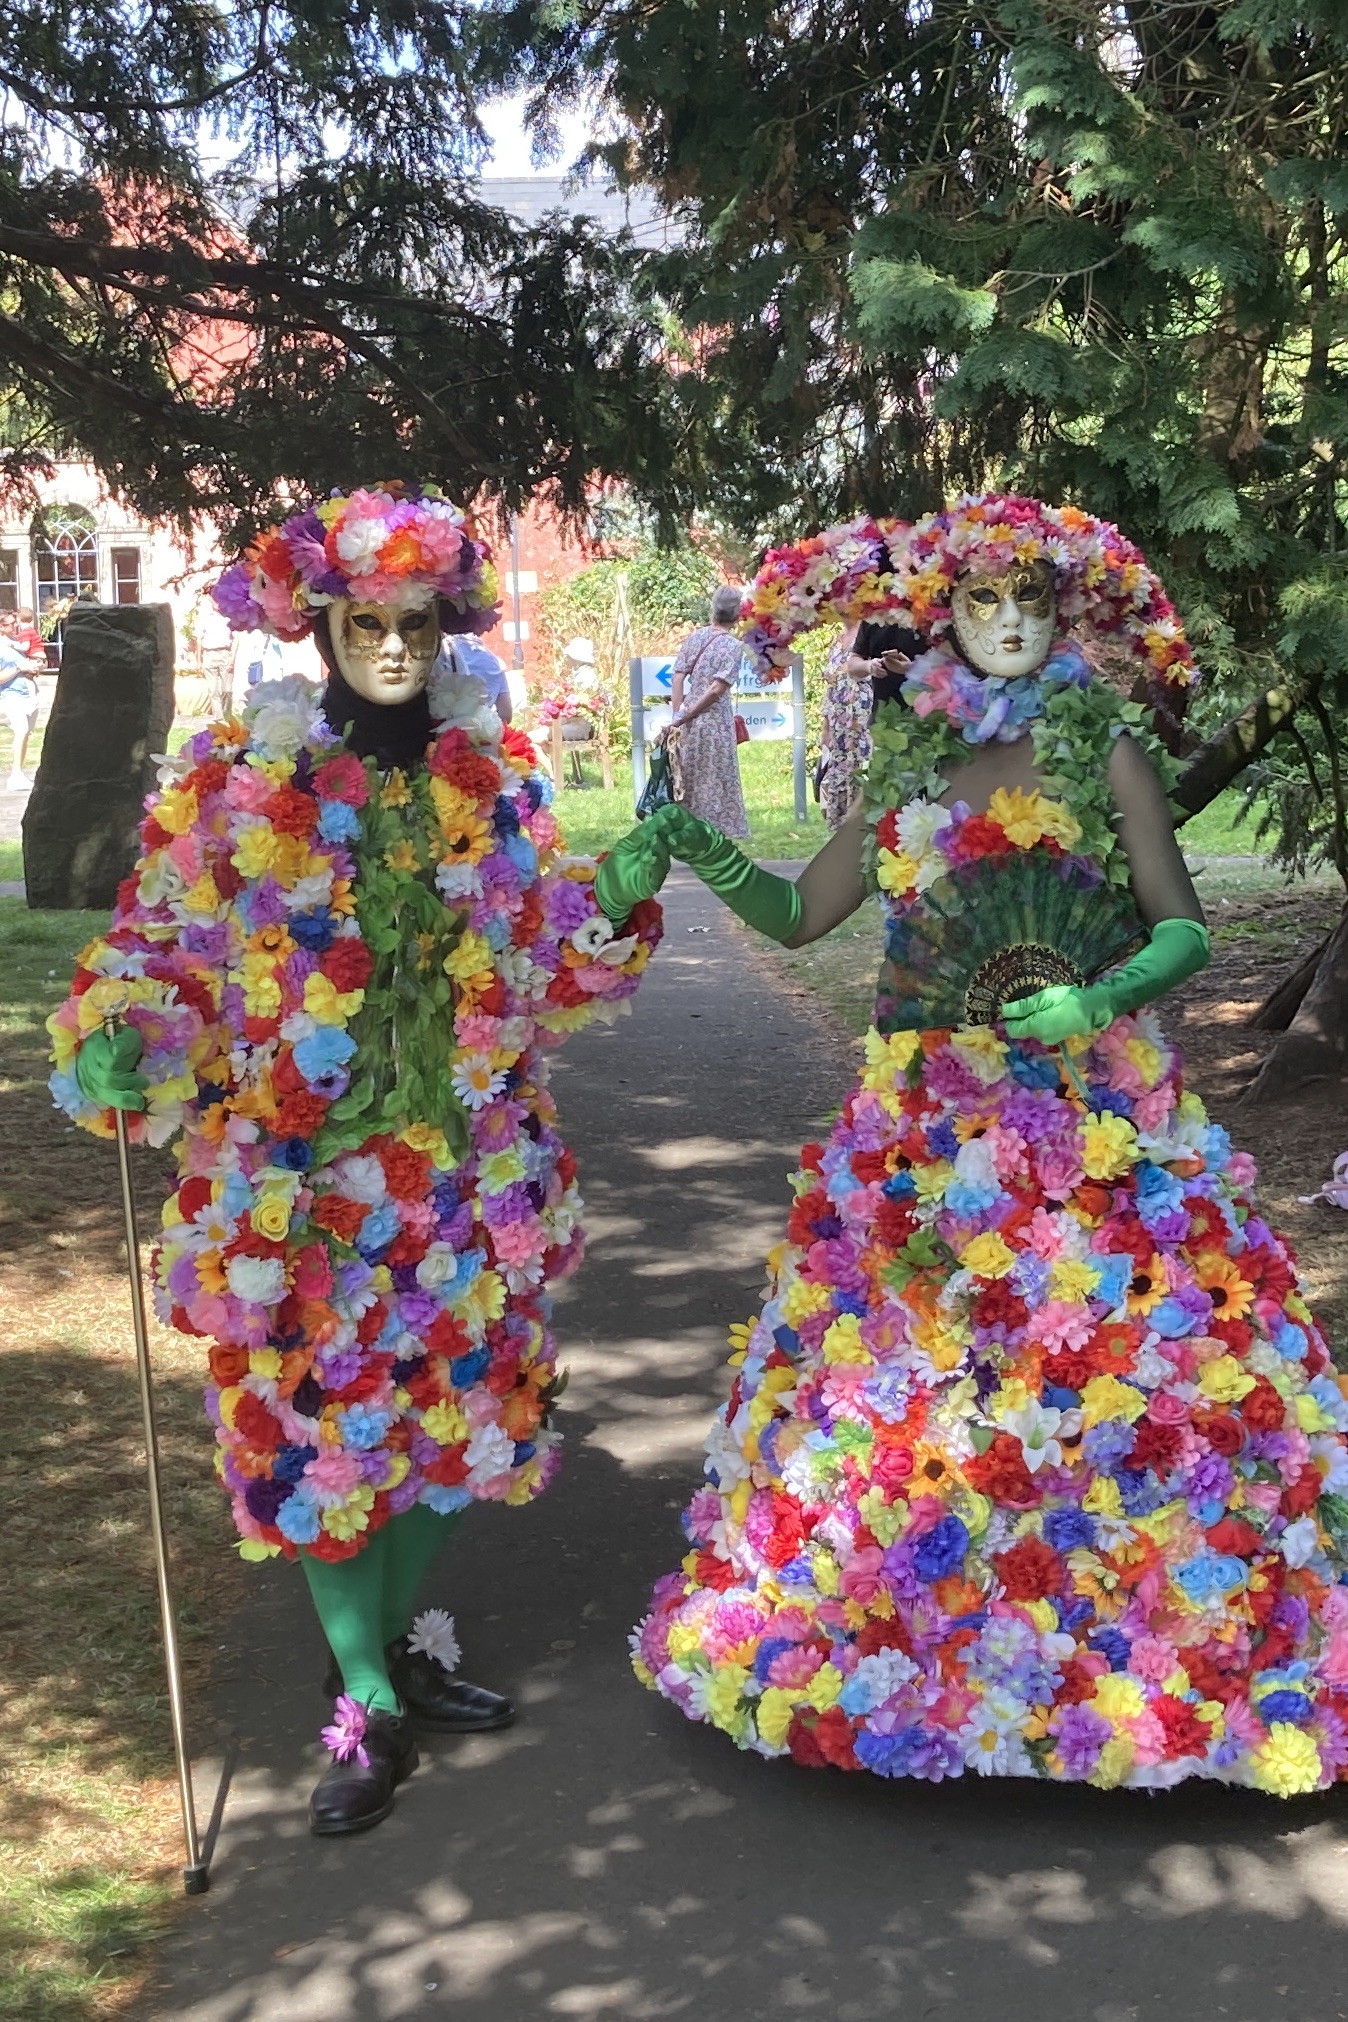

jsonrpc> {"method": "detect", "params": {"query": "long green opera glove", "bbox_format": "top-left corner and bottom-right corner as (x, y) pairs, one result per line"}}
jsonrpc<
(653, 804), (803, 942)
(74, 1025), (148, 1111)
(1003, 917), (1211, 1043)
(594, 820), (672, 923)
(380, 1504), (463, 1646)
(301, 1533), (400, 1713)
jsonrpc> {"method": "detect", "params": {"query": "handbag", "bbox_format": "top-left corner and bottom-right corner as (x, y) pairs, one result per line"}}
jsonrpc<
(636, 739), (675, 819)
(734, 713), (750, 746)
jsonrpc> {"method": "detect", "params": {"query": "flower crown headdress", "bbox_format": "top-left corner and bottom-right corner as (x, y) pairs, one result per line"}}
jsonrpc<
(740, 493), (1197, 702)
(211, 481), (499, 641)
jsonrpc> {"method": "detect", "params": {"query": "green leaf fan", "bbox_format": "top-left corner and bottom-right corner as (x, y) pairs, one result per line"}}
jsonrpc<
(877, 851), (1144, 1033)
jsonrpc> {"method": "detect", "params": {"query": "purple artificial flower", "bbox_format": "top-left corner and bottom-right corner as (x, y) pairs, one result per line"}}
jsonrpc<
(318, 1346), (364, 1390)
(321, 1695), (370, 1765)
(181, 920), (232, 965)
(543, 880), (592, 934)
(245, 877), (289, 929)
(397, 1288), (438, 1331)
(213, 563), (265, 630)
(1053, 1702), (1112, 1779)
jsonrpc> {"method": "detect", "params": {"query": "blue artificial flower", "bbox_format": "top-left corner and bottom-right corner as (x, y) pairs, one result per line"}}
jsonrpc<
(1008, 1048), (1061, 1090)
(276, 1490), (322, 1544)
(1174, 1554), (1247, 1604)
(946, 1180), (1000, 1217)
(914, 1515), (969, 1583)
(1044, 1509), (1096, 1553)
(1091, 1255), (1133, 1311)
(294, 1025), (357, 1086)
(421, 1484), (473, 1515)
(513, 1440), (536, 1464)
(772, 1325), (801, 1358)
(1135, 1162), (1186, 1228)
(219, 1170), (254, 1219)
(273, 1443), (317, 1484)
(483, 913), (513, 951)
(278, 1136), (313, 1171)
(1083, 1420), (1136, 1470)
(450, 1345), (492, 1389)
(1041, 1383), (1081, 1413)
(882, 1170), (916, 1201)
(1150, 1296), (1200, 1339)
(1089, 1627), (1131, 1670)
(340, 1403), (393, 1450)
(1258, 1691), (1314, 1726)
(504, 832), (537, 878)
(854, 1727), (924, 1777)
(1204, 1123), (1232, 1168)
(1275, 1321), (1308, 1362)
(1311, 1376), (1348, 1431)
(926, 1119), (959, 1161)
(356, 1201), (401, 1254)
(289, 908), (338, 951)
(833, 1290), (869, 1318)
(493, 798), (521, 836)
(317, 800), (361, 844)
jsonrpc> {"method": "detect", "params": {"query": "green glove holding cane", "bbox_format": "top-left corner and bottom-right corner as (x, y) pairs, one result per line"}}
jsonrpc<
(75, 1024), (149, 1111)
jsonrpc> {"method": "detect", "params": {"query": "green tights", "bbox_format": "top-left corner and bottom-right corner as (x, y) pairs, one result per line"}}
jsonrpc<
(301, 1505), (461, 1713)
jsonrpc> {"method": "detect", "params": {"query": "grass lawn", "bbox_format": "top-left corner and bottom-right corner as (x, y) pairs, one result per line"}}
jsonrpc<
(550, 738), (829, 860)
(0, 899), (243, 2020)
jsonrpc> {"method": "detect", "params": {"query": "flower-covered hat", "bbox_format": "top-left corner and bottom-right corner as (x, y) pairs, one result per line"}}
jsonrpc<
(741, 492), (1196, 693)
(211, 481), (499, 640)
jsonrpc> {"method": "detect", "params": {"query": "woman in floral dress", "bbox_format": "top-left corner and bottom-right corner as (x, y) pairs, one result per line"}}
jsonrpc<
(597, 494), (1348, 1798)
(667, 585), (750, 838)
(819, 624), (869, 830)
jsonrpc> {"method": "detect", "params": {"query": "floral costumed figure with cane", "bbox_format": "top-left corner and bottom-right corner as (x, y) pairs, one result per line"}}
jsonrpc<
(594, 493), (1348, 1795)
(49, 483), (662, 1834)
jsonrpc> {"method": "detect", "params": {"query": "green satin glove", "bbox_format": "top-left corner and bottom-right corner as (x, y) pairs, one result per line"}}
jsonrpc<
(74, 1025), (148, 1111)
(594, 820), (672, 923)
(652, 805), (803, 943)
(1003, 917), (1211, 1042)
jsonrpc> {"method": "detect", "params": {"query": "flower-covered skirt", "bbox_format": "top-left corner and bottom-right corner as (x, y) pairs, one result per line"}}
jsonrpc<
(634, 1014), (1348, 1794)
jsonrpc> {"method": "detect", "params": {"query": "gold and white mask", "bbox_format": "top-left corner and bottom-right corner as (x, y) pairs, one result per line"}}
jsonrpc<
(329, 584), (441, 704)
(950, 561), (1057, 680)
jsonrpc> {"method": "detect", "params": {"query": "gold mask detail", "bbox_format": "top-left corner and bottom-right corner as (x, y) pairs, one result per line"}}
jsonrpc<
(330, 588), (441, 706)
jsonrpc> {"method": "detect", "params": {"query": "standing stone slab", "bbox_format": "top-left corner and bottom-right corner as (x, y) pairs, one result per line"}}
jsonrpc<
(23, 604), (175, 909)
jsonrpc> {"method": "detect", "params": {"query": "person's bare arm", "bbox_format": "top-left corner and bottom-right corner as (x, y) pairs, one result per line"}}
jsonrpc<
(781, 799), (870, 946)
(1107, 732), (1205, 928)
(673, 676), (730, 729)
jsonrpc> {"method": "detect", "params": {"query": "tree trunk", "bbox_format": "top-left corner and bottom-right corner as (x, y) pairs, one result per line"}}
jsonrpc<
(1249, 933), (1331, 1031)
(1243, 898), (1348, 1101)
(1173, 673), (1321, 819)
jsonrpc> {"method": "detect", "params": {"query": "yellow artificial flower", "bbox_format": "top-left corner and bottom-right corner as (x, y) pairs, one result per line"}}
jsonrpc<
(781, 1277), (832, 1326)
(755, 1687), (799, 1750)
(231, 825), (281, 878)
(821, 1314), (871, 1365)
(399, 1121), (457, 1169)
(727, 1319), (754, 1363)
(1124, 1035), (1163, 1085)
(1092, 1673), (1145, 1721)
(1080, 1111), (1138, 1181)
(1088, 1734), (1136, 1790)
(862, 1027), (923, 1084)
(1083, 1475), (1125, 1518)
(453, 1268), (506, 1333)
(1251, 1722), (1322, 1797)
(477, 1147), (526, 1192)
(876, 848), (921, 894)
(250, 1196), (291, 1242)
(1197, 1354), (1256, 1406)
(303, 971), (363, 1025)
(429, 777), (478, 829)
(1080, 1373), (1149, 1428)
(913, 1158), (954, 1201)
(961, 1231), (1015, 1279)
(702, 1668), (751, 1734)
(181, 873), (222, 916)
(1193, 1250), (1256, 1323)
(154, 786), (200, 836)
(444, 929), (494, 987)
(1035, 797), (1084, 850)
(421, 1401), (470, 1446)
(856, 1487), (906, 1546)
(1050, 1258), (1100, 1304)
(322, 1486), (376, 1541)
(950, 1028), (1009, 1084)
(666, 1622), (706, 1664)
(384, 838), (421, 873)
(380, 769), (412, 808)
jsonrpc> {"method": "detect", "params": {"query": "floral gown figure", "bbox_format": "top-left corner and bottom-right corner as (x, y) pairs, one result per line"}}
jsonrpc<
(631, 496), (1348, 1796)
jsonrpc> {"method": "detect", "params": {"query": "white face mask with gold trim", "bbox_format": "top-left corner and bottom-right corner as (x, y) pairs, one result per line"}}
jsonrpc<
(950, 563), (1057, 679)
(329, 585), (441, 705)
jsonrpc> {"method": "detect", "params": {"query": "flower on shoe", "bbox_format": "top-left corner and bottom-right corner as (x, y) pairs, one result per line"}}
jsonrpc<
(321, 1694), (370, 1765)
(408, 1607), (462, 1674)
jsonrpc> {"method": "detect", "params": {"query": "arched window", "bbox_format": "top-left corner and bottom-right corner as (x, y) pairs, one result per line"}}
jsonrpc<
(32, 504), (99, 615)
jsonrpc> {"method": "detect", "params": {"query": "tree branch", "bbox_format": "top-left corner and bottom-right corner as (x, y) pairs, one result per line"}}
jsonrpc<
(1173, 671), (1323, 820)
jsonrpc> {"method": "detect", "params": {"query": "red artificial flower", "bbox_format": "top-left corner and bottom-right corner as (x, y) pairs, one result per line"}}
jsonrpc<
(851, 1149), (890, 1186)
(426, 1310), (472, 1358)
(232, 1390), (282, 1449)
(187, 759), (231, 797)
(116, 875), (140, 916)
(244, 1014), (280, 1044)
(403, 1365), (447, 1409)
(876, 809), (901, 853)
(310, 1195), (367, 1244)
(1194, 1411), (1245, 1458)
(1182, 1196), (1228, 1251)
(956, 814), (1012, 857)
(428, 727), (502, 802)
(763, 1493), (807, 1568)
(356, 1300), (389, 1346)
(141, 816), (172, 852)
(874, 1197), (918, 1250)
(501, 725), (538, 769)
(274, 1091), (328, 1137)
(320, 938), (374, 993)
(972, 1280), (1029, 1334)
(313, 752), (370, 807)
(386, 1226), (431, 1268)
(994, 1536), (1065, 1602)
(1282, 1465), (1322, 1519)
(812, 1704), (860, 1770)
(1056, 1661), (1099, 1706)
(693, 1549), (739, 1592)
(966, 1432), (1041, 1507)
(788, 1186), (829, 1246)
(1130, 1417), (1184, 1475)
(1205, 1516), (1262, 1559)
(335, 1359), (395, 1406)
(800, 1143), (825, 1175)
(424, 1445), (470, 1487)
(1210, 1315), (1254, 1355)
(215, 856), (243, 900)
(176, 1175), (213, 1222)
(265, 783), (320, 837)
(208, 1342), (251, 1386)
(1152, 1694), (1210, 1760)
(1241, 1378), (1287, 1433)
(374, 1136), (432, 1201)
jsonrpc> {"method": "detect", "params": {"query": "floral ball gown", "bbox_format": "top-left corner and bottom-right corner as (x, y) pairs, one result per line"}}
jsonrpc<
(634, 661), (1348, 1797)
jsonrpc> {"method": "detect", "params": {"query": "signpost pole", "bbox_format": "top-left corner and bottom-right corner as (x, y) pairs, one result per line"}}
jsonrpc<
(790, 653), (807, 823)
(629, 656), (646, 802)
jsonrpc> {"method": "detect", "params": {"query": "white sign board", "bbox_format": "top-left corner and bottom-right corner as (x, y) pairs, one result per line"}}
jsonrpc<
(634, 654), (792, 742)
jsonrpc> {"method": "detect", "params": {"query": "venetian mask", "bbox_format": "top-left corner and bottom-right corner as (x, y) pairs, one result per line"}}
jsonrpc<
(329, 585), (441, 704)
(950, 561), (1056, 679)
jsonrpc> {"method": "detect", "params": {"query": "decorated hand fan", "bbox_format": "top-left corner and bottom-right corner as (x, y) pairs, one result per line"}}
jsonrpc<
(878, 851), (1144, 1032)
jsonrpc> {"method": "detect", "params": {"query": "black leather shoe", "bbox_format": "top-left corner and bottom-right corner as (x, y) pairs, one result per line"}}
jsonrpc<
(389, 1635), (516, 1732)
(309, 1706), (419, 1836)
(321, 1639), (515, 1734)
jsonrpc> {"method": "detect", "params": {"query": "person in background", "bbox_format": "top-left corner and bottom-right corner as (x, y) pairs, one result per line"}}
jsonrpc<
(0, 609), (44, 792)
(230, 626), (284, 709)
(441, 632), (513, 724)
(13, 607), (44, 661)
(847, 611), (925, 715)
(665, 585), (749, 838)
(818, 621), (871, 830)
(196, 597), (235, 716)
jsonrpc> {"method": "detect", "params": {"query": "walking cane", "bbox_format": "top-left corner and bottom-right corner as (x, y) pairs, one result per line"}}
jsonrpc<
(104, 1020), (210, 1896)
